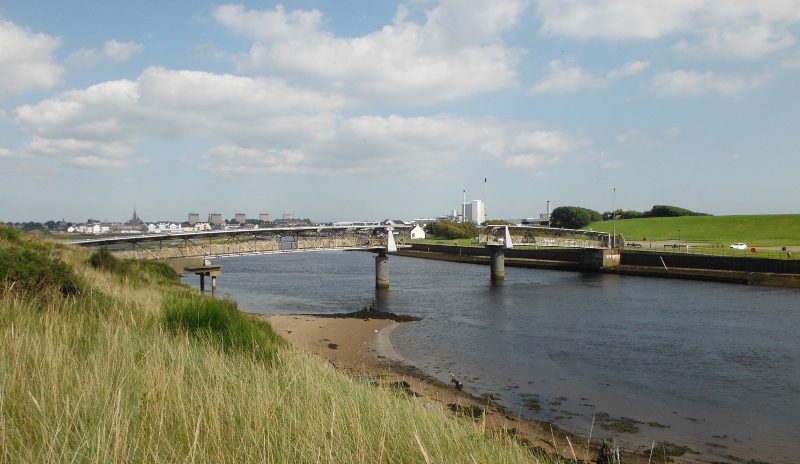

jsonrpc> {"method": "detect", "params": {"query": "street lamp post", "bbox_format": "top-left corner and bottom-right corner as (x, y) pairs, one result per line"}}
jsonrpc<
(612, 188), (616, 249)
(678, 229), (681, 243)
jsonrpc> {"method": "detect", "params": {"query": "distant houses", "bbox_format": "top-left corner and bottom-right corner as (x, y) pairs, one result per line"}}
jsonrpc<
(60, 210), (434, 237)
(409, 225), (426, 239)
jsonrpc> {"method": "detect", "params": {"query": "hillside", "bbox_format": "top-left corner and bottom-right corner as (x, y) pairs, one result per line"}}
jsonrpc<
(587, 214), (800, 247)
(0, 226), (559, 463)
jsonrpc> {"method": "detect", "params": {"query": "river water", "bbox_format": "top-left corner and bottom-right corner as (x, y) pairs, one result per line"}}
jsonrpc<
(182, 250), (799, 463)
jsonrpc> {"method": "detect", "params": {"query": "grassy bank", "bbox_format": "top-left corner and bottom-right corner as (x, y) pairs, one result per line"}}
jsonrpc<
(0, 227), (557, 463)
(587, 214), (800, 247)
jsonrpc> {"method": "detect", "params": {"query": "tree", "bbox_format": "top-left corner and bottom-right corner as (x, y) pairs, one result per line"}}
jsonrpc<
(424, 221), (479, 240)
(550, 206), (600, 229)
(647, 205), (709, 217)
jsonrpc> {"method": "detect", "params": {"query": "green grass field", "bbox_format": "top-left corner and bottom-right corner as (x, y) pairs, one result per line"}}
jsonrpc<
(586, 214), (800, 247)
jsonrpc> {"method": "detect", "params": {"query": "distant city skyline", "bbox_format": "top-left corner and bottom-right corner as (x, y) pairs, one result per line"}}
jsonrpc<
(2, 1), (799, 223)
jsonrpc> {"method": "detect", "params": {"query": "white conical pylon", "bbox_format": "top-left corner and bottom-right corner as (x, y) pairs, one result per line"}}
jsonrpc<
(386, 228), (397, 252)
(503, 226), (513, 249)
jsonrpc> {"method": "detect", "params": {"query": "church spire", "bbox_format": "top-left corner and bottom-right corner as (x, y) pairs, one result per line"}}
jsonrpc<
(129, 207), (143, 225)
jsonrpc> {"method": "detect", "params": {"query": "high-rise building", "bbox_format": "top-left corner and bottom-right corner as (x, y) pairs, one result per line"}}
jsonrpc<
(235, 213), (246, 224)
(463, 200), (486, 225)
(209, 213), (223, 225)
(188, 213), (199, 225)
(282, 213), (292, 220)
(259, 213), (270, 222)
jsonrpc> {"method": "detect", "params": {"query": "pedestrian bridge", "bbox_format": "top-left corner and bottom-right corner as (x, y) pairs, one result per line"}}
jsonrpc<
(71, 224), (413, 260)
(481, 225), (611, 249)
(72, 225), (617, 289)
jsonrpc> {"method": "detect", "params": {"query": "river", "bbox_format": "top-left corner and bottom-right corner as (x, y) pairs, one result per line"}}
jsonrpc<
(182, 250), (799, 463)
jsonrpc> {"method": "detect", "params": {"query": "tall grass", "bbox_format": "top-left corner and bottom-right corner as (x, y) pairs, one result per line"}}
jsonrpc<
(1, 227), (553, 463)
(162, 293), (286, 363)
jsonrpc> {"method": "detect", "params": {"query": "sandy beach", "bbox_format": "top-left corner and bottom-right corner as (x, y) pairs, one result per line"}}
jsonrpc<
(259, 313), (654, 463)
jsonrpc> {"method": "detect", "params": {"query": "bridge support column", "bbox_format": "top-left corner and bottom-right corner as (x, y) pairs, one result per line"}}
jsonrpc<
(487, 244), (505, 281)
(375, 250), (389, 288)
(185, 262), (223, 295)
(581, 248), (621, 271)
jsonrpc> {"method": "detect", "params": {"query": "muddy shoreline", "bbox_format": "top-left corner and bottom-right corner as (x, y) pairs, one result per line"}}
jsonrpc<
(257, 311), (713, 463)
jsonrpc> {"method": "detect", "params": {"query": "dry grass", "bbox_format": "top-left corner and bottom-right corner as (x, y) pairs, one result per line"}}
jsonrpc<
(1, 229), (553, 463)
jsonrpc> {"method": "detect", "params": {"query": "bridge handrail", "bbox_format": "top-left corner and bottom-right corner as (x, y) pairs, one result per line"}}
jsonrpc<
(70, 224), (413, 247)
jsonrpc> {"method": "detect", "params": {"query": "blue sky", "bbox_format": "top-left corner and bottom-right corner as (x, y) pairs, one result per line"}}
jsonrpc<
(1, 0), (799, 223)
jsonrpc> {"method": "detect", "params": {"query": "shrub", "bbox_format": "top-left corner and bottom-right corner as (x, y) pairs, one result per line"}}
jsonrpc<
(88, 247), (120, 273)
(118, 259), (182, 286)
(603, 205), (711, 220)
(647, 205), (710, 217)
(550, 206), (601, 229)
(0, 248), (83, 296)
(162, 294), (285, 362)
(137, 260), (181, 283)
(424, 221), (480, 239)
(0, 225), (21, 244)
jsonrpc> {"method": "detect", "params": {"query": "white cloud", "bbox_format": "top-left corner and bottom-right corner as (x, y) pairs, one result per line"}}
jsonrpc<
(607, 60), (651, 79)
(0, 147), (23, 158)
(650, 70), (768, 96)
(25, 135), (134, 168)
(530, 57), (650, 95)
(504, 154), (563, 169)
(575, 151), (622, 170)
(103, 40), (144, 63)
(665, 127), (685, 139)
(536, 0), (800, 59)
(198, 144), (315, 175)
(512, 130), (576, 152)
(12, 68), (346, 169)
(67, 39), (144, 67)
(505, 154), (547, 168)
(616, 129), (649, 146)
(213, 1), (527, 104)
(0, 19), (64, 100)
(728, 153), (743, 161)
(617, 127), (687, 148)
(12, 67), (585, 174)
(13, 67), (349, 169)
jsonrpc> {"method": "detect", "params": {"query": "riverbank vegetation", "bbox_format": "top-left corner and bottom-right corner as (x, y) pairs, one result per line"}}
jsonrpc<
(550, 205), (709, 230)
(424, 220), (480, 240)
(0, 225), (560, 463)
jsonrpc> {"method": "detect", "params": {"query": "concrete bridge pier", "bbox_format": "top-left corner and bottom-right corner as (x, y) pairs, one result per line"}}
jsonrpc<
(486, 227), (514, 281)
(184, 260), (222, 295)
(580, 248), (621, 271)
(487, 244), (505, 281)
(375, 251), (390, 288)
(374, 228), (397, 289)
(199, 274), (218, 294)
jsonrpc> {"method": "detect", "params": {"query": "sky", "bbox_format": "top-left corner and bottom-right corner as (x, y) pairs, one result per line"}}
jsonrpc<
(1, 0), (799, 223)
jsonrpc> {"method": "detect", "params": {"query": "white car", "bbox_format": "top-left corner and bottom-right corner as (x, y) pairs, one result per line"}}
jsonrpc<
(730, 243), (747, 249)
